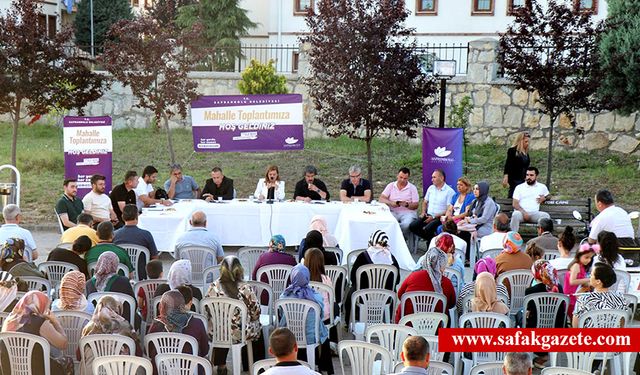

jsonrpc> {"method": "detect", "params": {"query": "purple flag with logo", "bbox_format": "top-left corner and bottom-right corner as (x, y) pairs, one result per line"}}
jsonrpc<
(422, 127), (464, 193)
(190, 94), (304, 152)
(63, 116), (113, 198)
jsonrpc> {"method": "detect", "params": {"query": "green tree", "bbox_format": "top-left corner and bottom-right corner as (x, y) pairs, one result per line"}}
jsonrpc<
(238, 60), (288, 94)
(597, 0), (640, 115)
(176, 0), (257, 71)
(74, 0), (133, 53)
(448, 96), (473, 174)
(149, 0), (195, 25)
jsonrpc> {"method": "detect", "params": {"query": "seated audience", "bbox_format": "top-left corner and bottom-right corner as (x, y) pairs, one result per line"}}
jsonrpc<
(298, 229), (338, 265)
(526, 218), (558, 250)
(479, 213), (511, 253)
(52, 271), (94, 314)
(409, 169), (454, 245)
(428, 219), (467, 260)
(503, 352), (532, 375)
(1, 291), (71, 375)
(85, 221), (134, 277)
(0, 204), (38, 261)
(308, 215), (339, 247)
(0, 278), (17, 313)
(420, 232), (464, 291)
(525, 243), (545, 262)
(252, 235), (297, 281)
(47, 235), (91, 278)
(510, 167), (550, 232)
(390, 336), (431, 375)
(109, 170), (139, 224)
(550, 226), (576, 270)
(82, 174), (118, 226)
(594, 231), (627, 270)
(304, 248), (340, 345)
(200, 166), (234, 201)
(60, 213), (99, 246)
(113, 204), (160, 279)
(263, 328), (321, 375)
(254, 165), (285, 201)
(293, 165), (330, 202)
(442, 176), (475, 225)
(471, 272), (509, 315)
(339, 165), (372, 203)
(0, 238), (45, 278)
(174, 210), (224, 265)
(176, 285), (194, 311)
(164, 163), (200, 200)
(379, 167), (419, 239)
(396, 241), (455, 323)
(85, 251), (136, 323)
(572, 263), (628, 328)
(458, 181), (498, 257)
(279, 263), (332, 375)
(56, 178), (84, 230)
(564, 243), (596, 318)
(457, 258), (509, 316)
(148, 290), (209, 375)
(207, 256), (264, 374)
(588, 189), (635, 246)
(153, 260), (203, 310)
(138, 259), (163, 320)
(495, 231), (533, 277)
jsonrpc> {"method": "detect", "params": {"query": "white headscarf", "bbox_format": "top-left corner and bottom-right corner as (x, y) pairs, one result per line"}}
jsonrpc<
(366, 230), (393, 265)
(168, 259), (192, 290)
(309, 215), (339, 247)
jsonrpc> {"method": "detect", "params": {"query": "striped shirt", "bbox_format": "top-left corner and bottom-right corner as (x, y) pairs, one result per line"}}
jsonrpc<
(574, 291), (628, 327)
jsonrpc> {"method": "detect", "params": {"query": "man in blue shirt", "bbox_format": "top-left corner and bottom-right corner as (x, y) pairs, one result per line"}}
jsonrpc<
(164, 163), (200, 200)
(113, 204), (159, 279)
(174, 210), (224, 266)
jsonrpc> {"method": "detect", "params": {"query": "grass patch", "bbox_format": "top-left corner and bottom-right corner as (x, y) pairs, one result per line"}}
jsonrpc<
(1, 123), (638, 224)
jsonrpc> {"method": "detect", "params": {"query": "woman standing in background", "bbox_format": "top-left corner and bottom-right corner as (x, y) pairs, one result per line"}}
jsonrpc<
(502, 131), (530, 198)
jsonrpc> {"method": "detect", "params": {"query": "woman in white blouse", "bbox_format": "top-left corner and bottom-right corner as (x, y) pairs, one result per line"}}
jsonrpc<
(254, 165), (285, 200)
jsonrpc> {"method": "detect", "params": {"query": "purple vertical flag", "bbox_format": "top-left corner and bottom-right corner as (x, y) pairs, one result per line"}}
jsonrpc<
(422, 127), (464, 194)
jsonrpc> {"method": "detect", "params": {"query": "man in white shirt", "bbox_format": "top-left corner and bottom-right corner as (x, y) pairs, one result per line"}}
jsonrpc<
(263, 328), (321, 375)
(588, 189), (636, 246)
(0, 204), (38, 261)
(134, 165), (172, 210)
(480, 213), (511, 253)
(82, 174), (117, 225)
(409, 169), (455, 245)
(510, 167), (550, 232)
(389, 336), (431, 375)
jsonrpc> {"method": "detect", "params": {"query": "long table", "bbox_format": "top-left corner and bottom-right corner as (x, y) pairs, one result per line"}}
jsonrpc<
(137, 199), (417, 270)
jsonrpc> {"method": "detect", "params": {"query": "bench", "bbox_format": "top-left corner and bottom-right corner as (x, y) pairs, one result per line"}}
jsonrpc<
(494, 197), (592, 240)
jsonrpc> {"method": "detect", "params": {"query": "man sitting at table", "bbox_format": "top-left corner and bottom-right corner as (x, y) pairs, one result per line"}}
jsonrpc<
(113, 204), (159, 280)
(201, 166), (234, 201)
(293, 165), (330, 202)
(409, 169), (455, 246)
(135, 165), (173, 209)
(56, 178), (84, 230)
(110, 170), (139, 225)
(164, 163), (200, 200)
(339, 165), (372, 203)
(83, 174), (118, 226)
(378, 167), (419, 239)
(174, 210), (224, 265)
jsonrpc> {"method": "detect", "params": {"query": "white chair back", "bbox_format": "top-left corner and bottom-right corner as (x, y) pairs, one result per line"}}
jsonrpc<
(53, 310), (92, 361)
(55, 208), (65, 234)
(444, 266), (464, 294)
(250, 358), (312, 375)
(365, 324), (417, 367)
(346, 249), (366, 281)
(549, 352), (603, 372)
(521, 292), (569, 328)
(200, 297), (248, 348)
(543, 250), (561, 261)
(79, 334), (136, 375)
(469, 362), (505, 375)
(578, 309), (628, 328)
(400, 291), (447, 316)
(92, 355), (152, 375)
(459, 312), (510, 364)
(325, 265), (348, 302)
(275, 298), (322, 369)
(37, 261), (79, 297)
(461, 293), (510, 315)
(18, 276), (51, 295)
(118, 243), (151, 282)
(179, 246), (218, 288)
(144, 332), (199, 356)
(237, 247), (267, 280)
(338, 340), (392, 375)
(496, 270), (534, 316)
(202, 265), (221, 292)
(0, 332), (51, 375)
(612, 269), (631, 293)
(155, 353), (213, 375)
(350, 289), (396, 339)
(355, 264), (398, 291)
(541, 367), (593, 375)
(398, 312), (448, 336)
(623, 293), (637, 320)
(325, 247), (344, 264)
(556, 269), (569, 290)
(133, 279), (167, 324)
(309, 281), (337, 324)
(479, 248), (502, 259)
(255, 264), (293, 301)
(423, 334), (445, 361)
(87, 292), (137, 327)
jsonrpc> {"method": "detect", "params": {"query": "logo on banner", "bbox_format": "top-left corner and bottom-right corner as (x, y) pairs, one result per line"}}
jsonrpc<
(434, 146), (452, 158)
(285, 137), (299, 145)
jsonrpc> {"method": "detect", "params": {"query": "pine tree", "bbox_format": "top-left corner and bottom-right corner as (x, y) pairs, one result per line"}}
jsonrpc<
(74, 0), (133, 53)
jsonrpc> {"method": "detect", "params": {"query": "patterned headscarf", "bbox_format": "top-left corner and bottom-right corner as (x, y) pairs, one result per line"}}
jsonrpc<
(0, 238), (26, 271)
(156, 290), (192, 333)
(60, 271), (88, 311)
(82, 295), (131, 337)
(532, 259), (560, 293)
(2, 291), (49, 332)
(0, 280), (17, 313)
(168, 259), (192, 290)
(94, 251), (119, 292)
(218, 256), (244, 299)
(436, 234), (455, 253)
(421, 247), (448, 294)
(474, 257), (497, 276)
(472, 272), (509, 315)
(502, 231), (523, 254)
(367, 230), (392, 264)
(309, 215), (338, 247)
(269, 235), (286, 252)
(281, 264), (318, 301)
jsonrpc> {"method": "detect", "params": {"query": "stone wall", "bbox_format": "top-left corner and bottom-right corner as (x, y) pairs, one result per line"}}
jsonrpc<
(76, 38), (639, 156)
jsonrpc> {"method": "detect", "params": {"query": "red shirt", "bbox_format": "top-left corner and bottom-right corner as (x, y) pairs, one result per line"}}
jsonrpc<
(394, 270), (456, 323)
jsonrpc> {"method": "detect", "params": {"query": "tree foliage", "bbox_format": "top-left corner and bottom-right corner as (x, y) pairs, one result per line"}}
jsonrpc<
(102, 16), (203, 165)
(597, 0), (640, 115)
(74, 0), (133, 53)
(238, 60), (288, 94)
(0, 0), (106, 169)
(148, 0), (195, 25)
(304, 0), (437, 182)
(498, 0), (602, 187)
(176, 0), (257, 71)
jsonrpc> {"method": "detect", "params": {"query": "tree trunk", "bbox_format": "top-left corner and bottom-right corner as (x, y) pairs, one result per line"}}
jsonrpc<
(162, 113), (176, 165)
(546, 114), (556, 188)
(10, 98), (22, 182)
(365, 126), (373, 183)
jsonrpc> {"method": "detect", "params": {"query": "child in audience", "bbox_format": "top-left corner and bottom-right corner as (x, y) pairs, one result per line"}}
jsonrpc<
(564, 243), (596, 318)
(525, 243), (544, 262)
(176, 285), (194, 311)
(550, 226), (575, 270)
(138, 260), (163, 321)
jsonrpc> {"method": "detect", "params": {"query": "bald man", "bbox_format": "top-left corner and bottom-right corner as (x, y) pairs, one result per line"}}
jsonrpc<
(390, 336), (431, 374)
(174, 210), (224, 264)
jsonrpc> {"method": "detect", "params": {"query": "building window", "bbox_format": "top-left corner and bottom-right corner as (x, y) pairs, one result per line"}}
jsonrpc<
(47, 15), (57, 38)
(294, 0), (313, 15)
(507, 0), (526, 15)
(131, 0), (139, 7)
(416, 0), (437, 14)
(576, 0), (598, 13)
(472, 0), (494, 15)
(292, 52), (300, 73)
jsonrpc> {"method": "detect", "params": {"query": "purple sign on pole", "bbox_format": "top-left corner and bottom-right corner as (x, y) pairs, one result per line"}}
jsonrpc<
(190, 94), (304, 152)
(422, 127), (464, 193)
(63, 116), (113, 198)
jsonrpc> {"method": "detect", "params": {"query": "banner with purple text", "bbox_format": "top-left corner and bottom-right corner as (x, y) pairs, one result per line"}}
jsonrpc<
(190, 94), (304, 152)
(63, 116), (113, 198)
(422, 127), (463, 193)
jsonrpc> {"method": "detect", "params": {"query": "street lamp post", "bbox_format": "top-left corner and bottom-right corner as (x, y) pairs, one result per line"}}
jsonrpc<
(90, 0), (94, 58)
(433, 60), (456, 128)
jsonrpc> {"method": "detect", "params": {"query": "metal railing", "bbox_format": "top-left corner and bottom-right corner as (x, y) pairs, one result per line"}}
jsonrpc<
(411, 43), (469, 75)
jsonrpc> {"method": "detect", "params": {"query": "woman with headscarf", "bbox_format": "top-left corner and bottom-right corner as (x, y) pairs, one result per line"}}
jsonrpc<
(495, 231), (534, 277)
(52, 270), (94, 314)
(418, 233), (465, 291)
(298, 216), (339, 255)
(148, 290), (209, 375)
(251, 234), (297, 281)
(471, 272), (510, 315)
(458, 182), (498, 261)
(153, 259), (202, 311)
(523, 260), (565, 327)
(207, 256), (263, 375)
(279, 263), (332, 375)
(0, 273), (17, 313)
(85, 251), (136, 323)
(1, 291), (71, 375)
(456, 258), (510, 316)
(395, 243), (456, 323)
(0, 238), (45, 278)
(298, 229), (338, 265)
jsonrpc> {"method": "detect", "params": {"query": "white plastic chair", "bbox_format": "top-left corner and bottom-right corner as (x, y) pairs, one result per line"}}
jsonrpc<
(237, 247), (267, 281)
(457, 312), (510, 375)
(275, 298), (322, 369)
(394, 360), (454, 375)
(325, 265), (348, 303)
(496, 270), (534, 318)
(53, 311), (92, 365)
(623, 293), (637, 323)
(520, 292), (569, 328)
(87, 292), (136, 327)
(309, 281), (341, 340)
(338, 340), (392, 375)
(399, 291), (447, 316)
(346, 249), (366, 281)
(325, 246), (344, 264)
(461, 293), (510, 315)
(611, 269), (631, 294)
(37, 261), (79, 298)
(250, 358), (312, 375)
(179, 246), (218, 289)
(155, 353), (213, 375)
(93, 355), (152, 375)
(365, 324), (417, 367)
(444, 266), (464, 294)
(255, 264), (293, 301)
(200, 297), (254, 375)
(355, 264), (398, 291)
(0, 332), (51, 375)
(541, 367), (593, 375)
(202, 265), (221, 292)
(557, 269), (569, 290)
(478, 248), (502, 259)
(423, 334), (445, 361)
(469, 362), (504, 375)
(350, 289), (397, 340)
(79, 334), (136, 375)
(133, 279), (167, 331)
(578, 309), (628, 328)
(55, 208), (65, 234)
(144, 332), (198, 357)
(543, 250), (561, 261)
(19, 276), (52, 296)
(549, 352), (604, 373)
(398, 312), (448, 336)
(245, 280), (275, 353)
(118, 243), (151, 282)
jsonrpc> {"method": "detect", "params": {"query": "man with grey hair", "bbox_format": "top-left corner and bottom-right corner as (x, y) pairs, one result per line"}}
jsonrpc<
(340, 165), (372, 202)
(293, 165), (329, 202)
(526, 217), (558, 250)
(503, 353), (532, 375)
(164, 164), (200, 200)
(174, 210), (224, 264)
(390, 336), (431, 374)
(0, 204), (38, 261)
(479, 213), (511, 253)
